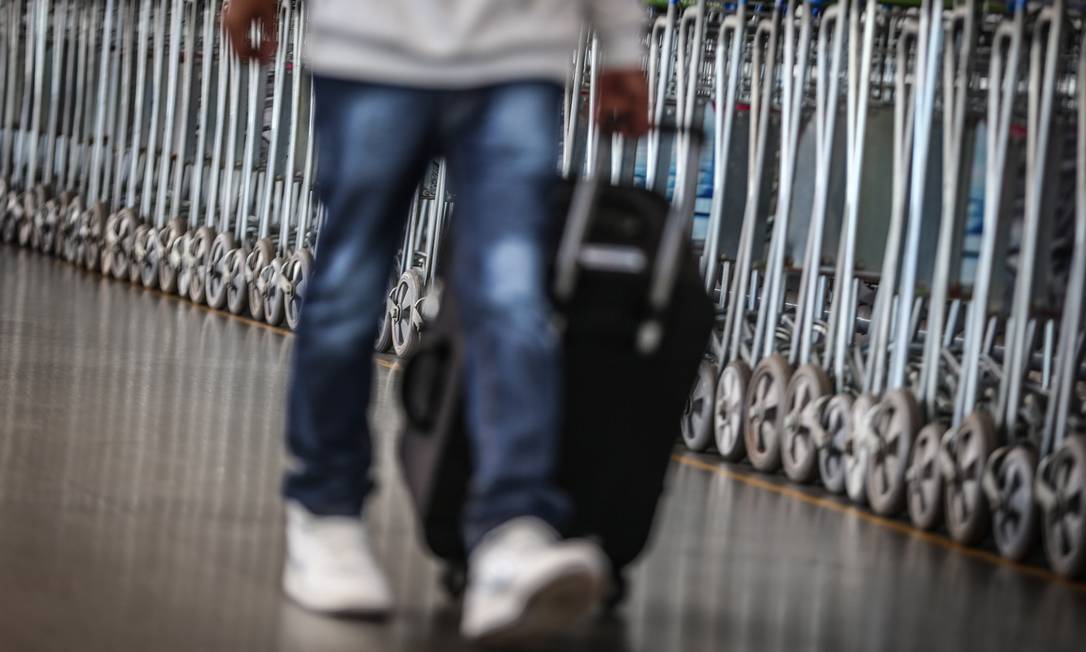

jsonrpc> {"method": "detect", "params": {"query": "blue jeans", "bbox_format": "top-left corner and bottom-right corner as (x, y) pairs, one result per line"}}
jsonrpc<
(284, 76), (569, 548)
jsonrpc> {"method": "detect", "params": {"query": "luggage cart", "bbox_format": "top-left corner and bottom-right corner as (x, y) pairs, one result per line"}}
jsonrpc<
(710, 2), (785, 463)
(151, 0), (198, 294)
(232, 0), (295, 326)
(784, 0), (891, 501)
(681, 0), (750, 453)
(276, 8), (318, 332)
(386, 160), (451, 358)
(175, 0), (220, 299)
(778, 0), (849, 484)
(977, 0), (1077, 561)
(926, 0), (1027, 542)
(117, 0), (190, 291)
(790, 0), (939, 514)
(899, 0), (981, 531)
(1034, 25), (1086, 579)
(740, 0), (814, 474)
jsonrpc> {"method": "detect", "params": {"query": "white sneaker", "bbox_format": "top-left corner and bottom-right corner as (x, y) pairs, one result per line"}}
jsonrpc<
(282, 501), (393, 617)
(460, 517), (608, 645)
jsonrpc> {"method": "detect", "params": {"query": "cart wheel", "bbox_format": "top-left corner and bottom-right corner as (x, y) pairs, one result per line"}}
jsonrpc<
(31, 205), (46, 252)
(62, 201), (82, 262)
(111, 210), (137, 279)
(188, 227), (213, 306)
(140, 227), (163, 289)
(83, 206), (104, 272)
(40, 200), (58, 254)
(819, 394), (853, 495)
(605, 570), (628, 611)
(1039, 436), (1086, 579)
(990, 444), (1039, 562)
(157, 220), (186, 293)
(204, 231), (235, 309)
(867, 389), (919, 516)
(17, 213), (32, 248)
(128, 222), (149, 282)
(101, 209), (121, 273)
(0, 188), (12, 213)
(375, 264), (400, 352)
(60, 220), (73, 261)
(440, 564), (468, 599)
(173, 231), (194, 296)
(163, 230), (187, 295)
(744, 354), (791, 472)
(73, 214), (86, 266)
(225, 247), (249, 315)
(844, 394), (876, 505)
(54, 200), (71, 258)
(284, 249), (313, 331)
(391, 268), (424, 357)
(53, 203), (67, 258)
(714, 360), (751, 462)
(262, 256), (287, 326)
(84, 238), (101, 272)
(943, 410), (996, 545)
(681, 360), (718, 452)
(907, 423), (946, 531)
(101, 211), (120, 276)
(0, 196), (17, 244)
(30, 208), (43, 251)
(782, 364), (830, 483)
(16, 193), (34, 247)
(246, 238), (275, 318)
(375, 306), (393, 353)
(0, 198), (16, 244)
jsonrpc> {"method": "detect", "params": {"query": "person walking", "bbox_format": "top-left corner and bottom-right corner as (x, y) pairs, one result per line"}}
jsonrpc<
(223, 0), (649, 643)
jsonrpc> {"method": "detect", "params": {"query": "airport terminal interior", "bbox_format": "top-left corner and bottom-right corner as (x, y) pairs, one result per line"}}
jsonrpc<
(3, 0), (1086, 650)
(3, 246), (1085, 651)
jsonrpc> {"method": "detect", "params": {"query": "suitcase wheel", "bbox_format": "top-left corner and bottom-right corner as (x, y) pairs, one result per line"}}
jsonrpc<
(440, 563), (468, 599)
(605, 569), (628, 611)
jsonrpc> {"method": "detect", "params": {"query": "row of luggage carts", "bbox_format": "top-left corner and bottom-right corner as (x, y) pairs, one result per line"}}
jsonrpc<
(1, 0), (1083, 580)
(644, 0), (1085, 579)
(0, 0), (453, 351)
(0, 0), (322, 328)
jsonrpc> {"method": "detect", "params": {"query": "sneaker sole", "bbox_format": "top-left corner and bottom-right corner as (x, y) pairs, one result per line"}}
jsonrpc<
(283, 568), (392, 619)
(471, 569), (603, 646)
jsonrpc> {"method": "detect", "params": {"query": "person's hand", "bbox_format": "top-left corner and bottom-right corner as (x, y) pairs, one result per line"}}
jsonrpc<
(222, 0), (278, 62)
(595, 69), (650, 137)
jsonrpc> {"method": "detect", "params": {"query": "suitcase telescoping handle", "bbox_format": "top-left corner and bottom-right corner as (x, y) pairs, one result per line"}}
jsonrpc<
(554, 126), (706, 355)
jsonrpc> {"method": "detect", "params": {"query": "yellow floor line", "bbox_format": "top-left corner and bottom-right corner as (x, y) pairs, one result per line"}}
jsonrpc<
(672, 453), (1086, 593)
(145, 285), (295, 336)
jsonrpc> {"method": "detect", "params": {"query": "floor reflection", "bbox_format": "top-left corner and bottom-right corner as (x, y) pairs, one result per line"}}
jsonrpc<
(1, 246), (1084, 652)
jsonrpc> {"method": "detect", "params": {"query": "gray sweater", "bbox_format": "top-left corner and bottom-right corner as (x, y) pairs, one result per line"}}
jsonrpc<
(305, 0), (646, 88)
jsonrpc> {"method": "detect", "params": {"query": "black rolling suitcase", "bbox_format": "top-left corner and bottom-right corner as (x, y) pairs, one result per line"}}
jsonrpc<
(398, 131), (714, 602)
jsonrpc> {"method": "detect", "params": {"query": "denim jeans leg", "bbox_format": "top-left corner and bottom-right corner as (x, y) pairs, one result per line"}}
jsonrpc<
(441, 82), (570, 547)
(284, 77), (435, 516)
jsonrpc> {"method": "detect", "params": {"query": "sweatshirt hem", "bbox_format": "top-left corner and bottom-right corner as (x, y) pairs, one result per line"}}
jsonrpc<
(305, 35), (574, 89)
